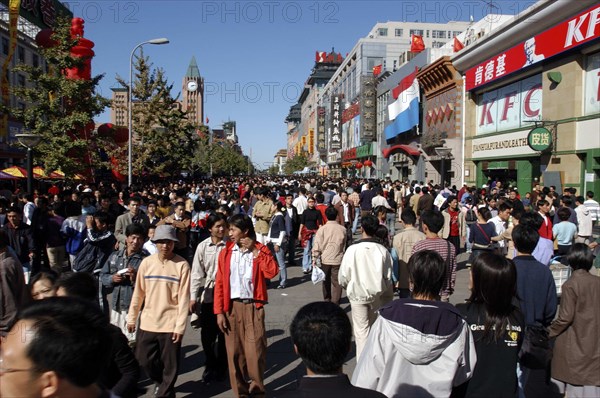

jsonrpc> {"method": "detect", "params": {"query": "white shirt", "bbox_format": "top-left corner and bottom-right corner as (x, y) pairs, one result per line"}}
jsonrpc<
(342, 201), (350, 223)
(23, 201), (35, 225)
(584, 199), (600, 221)
(229, 244), (254, 299)
(293, 195), (308, 215)
(488, 216), (506, 248)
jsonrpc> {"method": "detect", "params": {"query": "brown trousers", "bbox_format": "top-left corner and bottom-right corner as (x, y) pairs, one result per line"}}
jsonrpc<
(224, 301), (267, 398)
(321, 264), (342, 305)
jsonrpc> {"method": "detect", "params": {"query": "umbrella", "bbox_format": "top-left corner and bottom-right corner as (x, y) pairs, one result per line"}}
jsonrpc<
(33, 166), (47, 178)
(0, 171), (18, 180)
(1, 166), (27, 178)
(49, 170), (65, 179)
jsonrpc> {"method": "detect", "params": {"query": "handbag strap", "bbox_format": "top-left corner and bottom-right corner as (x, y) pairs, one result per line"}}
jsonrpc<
(476, 223), (492, 244)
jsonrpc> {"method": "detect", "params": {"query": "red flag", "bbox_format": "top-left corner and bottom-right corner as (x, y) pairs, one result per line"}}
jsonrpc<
(410, 34), (425, 53)
(205, 116), (209, 124)
(372, 64), (382, 77)
(391, 67), (419, 99)
(453, 37), (464, 52)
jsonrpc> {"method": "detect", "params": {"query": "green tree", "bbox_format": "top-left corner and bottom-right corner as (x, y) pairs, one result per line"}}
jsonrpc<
(4, 17), (111, 177)
(114, 55), (197, 179)
(284, 152), (313, 174)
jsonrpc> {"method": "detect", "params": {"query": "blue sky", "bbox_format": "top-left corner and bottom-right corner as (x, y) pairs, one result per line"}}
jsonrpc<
(74, 0), (535, 167)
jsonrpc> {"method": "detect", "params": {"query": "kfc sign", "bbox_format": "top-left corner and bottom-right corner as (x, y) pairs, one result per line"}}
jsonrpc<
(477, 74), (542, 135)
(466, 4), (600, 91)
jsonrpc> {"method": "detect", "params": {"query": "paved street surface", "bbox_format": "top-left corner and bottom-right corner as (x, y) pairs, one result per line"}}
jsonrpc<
(139, 225), (579, 397)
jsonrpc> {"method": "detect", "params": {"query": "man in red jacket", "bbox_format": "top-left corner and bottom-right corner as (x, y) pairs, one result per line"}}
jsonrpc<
(214, 214), (278, 398)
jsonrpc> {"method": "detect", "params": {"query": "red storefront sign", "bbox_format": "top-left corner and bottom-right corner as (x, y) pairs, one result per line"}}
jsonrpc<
(341, 148), (357, 161)
(465, 4), (600, 91)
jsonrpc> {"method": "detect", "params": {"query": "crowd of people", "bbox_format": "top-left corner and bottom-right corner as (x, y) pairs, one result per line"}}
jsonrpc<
(0, 176), (599, 398)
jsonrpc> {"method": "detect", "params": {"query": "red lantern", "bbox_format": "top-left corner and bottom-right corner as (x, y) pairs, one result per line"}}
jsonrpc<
(364, 159), (373, 167)
(356, 162), (363, 169)
(97, 123), (115, 137)
(114, 127), (129, 145)
(35, 29), (58, 48)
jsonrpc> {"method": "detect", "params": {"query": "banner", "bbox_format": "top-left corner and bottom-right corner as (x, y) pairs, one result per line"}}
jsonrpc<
(466, 4), (600, 91)
(1, 0), (21, 142)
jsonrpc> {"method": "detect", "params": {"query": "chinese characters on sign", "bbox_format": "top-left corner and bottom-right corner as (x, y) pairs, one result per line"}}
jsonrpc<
(330, 94), (343, 150)
(360, 76), (377, 142)
(527, 127), (552, 151)
(317, 106), (327, 155)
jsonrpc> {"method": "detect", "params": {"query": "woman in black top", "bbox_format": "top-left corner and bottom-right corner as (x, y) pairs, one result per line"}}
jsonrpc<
(468, 206), (497, 265)
(453, 252), (524, 398)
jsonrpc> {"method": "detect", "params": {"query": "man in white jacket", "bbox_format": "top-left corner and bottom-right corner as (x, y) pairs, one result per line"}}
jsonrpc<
(574, 195), (593, 244)
(339, 214), (393, 361)
(352, 250), (476, 398)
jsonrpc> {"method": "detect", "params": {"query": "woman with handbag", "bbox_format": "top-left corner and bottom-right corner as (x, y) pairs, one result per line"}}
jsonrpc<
(453, 252), (524, 398)
(467, 207), (497, 266)
(548, 243), (600, 397)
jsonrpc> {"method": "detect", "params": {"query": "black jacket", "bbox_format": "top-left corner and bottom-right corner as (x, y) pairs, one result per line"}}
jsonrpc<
(2, 222), (35, 264)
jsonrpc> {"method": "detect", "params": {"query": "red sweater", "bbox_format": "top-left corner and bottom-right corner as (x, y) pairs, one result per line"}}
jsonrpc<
(538, 213), (553, 240)
(213, 241), (279, 314)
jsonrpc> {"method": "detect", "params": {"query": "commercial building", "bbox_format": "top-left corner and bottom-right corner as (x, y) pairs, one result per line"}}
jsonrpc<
(453, 0), (600, 194)
(317, 20), (471, 178)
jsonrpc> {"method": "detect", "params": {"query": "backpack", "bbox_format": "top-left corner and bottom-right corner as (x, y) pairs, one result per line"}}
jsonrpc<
(465, 207), (477, 224)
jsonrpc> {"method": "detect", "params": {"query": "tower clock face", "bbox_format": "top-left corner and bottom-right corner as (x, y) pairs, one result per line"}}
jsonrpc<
(187, 81), (198, 92)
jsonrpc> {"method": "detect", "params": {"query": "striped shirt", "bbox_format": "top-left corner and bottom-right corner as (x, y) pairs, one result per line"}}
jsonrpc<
(412, 237), (457, 297)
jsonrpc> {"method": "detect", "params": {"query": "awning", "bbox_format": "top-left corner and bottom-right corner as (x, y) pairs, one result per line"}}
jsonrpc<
(382, 144), (421, 159)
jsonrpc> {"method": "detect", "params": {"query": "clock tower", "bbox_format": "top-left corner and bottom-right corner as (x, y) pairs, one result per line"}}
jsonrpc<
(182, 56), (204, 125)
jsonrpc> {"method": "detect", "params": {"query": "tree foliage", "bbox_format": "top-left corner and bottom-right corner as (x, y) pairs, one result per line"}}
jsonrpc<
(3, 17), (111, 177)
(284, 153), (313, 174)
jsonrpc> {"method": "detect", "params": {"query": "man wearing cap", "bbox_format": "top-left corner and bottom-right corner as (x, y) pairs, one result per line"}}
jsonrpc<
(127, 225), (190, 398)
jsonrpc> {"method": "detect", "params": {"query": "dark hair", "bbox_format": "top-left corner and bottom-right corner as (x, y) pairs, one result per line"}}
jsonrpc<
(575, 195), (584, 204)
(6, 205), (22, 215)
(125, 223), (147, 239)
(586, 191), (594, 199)
(216, 204), (232, 216)
(408, 250), (445, 298)
(478, 206), (492, 221)
(497, 202), (512, 212)
(30, 271), (58, 291)
(55, 272), (98, 303)
(400, 208), (417, 225)
(360, 214), (379, 237)
(557, 207), (571, 221)
(512, 224), (539, 254)
(567, 243), (593, 271)
(373, 205), (387, 217)
(128, 196), (142, 204)
(17, 297), (112, 387)
(325, 205), (338, 221)
(274, 200), (286, 213)
(206, 212), (228, 230)
(93, 211), (109, 226)
(519, 212), (543, 230)
(228, 214), (256, 240)
(420, 210), (444, 233)
(375, 225), (390, 249)
(290, 301), (352, 374)
(315, 192), (325, 204)
(468, 253), (518, 341)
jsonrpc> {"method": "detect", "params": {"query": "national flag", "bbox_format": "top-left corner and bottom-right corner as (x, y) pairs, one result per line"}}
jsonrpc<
(410, 34), (425, 53)
(385, 68), (420, 140)
(453, 37), (465, 52)
(372, 64), (382, 77)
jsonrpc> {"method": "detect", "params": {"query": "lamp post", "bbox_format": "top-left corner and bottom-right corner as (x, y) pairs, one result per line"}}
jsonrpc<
(15, 133), (42, 194)
(128, 37), (169, 187)
(435, 146), (452, 188)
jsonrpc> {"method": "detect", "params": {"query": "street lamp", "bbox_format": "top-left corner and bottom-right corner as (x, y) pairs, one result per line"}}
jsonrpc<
(435, 146), (452, 188)
(15, 132), (42, 194)
(128, 37), (169, 187)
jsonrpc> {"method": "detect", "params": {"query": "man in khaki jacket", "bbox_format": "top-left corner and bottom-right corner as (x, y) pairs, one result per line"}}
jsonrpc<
(252, 187), (274, 244)
(392, 209), (425, 298)
(312, 206), (347, 305)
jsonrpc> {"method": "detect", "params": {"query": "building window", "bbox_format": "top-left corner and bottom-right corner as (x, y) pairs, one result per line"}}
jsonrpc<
(409, 29), (424, 37)
(32, 54), (39, 68)
(17, 46), (25, 63)
(18, 102), (25, 111)
(378, 28), (388, 36)
(2, 37), (8, 55)
(431, 30), (447, 39)
(432, 41), (445, 48)
(426, 30), (430, 38)
(366, 57), (383, 74)
(395, 28), (403, 37)
(17, 74), (25, 87)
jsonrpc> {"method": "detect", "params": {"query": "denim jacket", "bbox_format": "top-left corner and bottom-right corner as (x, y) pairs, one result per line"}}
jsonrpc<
(100, 248), (149, 312)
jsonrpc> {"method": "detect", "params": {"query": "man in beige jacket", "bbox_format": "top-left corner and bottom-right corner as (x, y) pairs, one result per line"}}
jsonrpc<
(392, 209), (425, 298)
(312, 206), (347, 305)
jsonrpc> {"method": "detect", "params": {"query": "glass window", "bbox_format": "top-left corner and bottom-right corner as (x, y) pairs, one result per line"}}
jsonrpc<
(432, 30), (447, 39)
(366, 57), (383, 73)
(32, 54), (39, 68)
(17, 46), (25, 63)
(409, 29), (424, 37)
(17, 74), (25, 87)
(395, 28), (403, 37)
(2, 37), (8, 55)
(378, 28), (388, 36)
